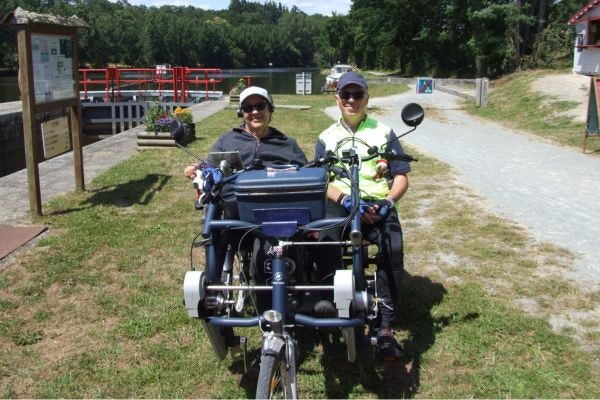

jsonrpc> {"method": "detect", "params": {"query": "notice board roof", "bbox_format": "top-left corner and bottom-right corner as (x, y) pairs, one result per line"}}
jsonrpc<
(0, 7), (89, 29)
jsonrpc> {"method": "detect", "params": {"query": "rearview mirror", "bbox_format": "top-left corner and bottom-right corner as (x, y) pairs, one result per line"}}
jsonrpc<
(169, 119), (185, 143)
(401, 103), (424, 127)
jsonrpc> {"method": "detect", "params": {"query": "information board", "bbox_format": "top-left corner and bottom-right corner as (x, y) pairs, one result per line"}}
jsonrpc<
(31, 33), (76, 103)
(41, 115), (71, 159)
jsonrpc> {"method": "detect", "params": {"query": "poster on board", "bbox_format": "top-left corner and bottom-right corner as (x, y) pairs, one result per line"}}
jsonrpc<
(41, 116), (71, 159)
(31, 34), (76, 103)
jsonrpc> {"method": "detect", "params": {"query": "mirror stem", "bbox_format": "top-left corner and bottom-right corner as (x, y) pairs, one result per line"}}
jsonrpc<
(175, 142), (203, 161)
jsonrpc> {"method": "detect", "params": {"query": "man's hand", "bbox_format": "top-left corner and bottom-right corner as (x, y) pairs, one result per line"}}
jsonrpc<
(340, 195), (370, 215)
(371, 199), (394, 220)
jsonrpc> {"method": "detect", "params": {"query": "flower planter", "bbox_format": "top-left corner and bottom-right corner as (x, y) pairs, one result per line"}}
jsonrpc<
(137, 122), (195, 149)
(230, 94), (240, 105)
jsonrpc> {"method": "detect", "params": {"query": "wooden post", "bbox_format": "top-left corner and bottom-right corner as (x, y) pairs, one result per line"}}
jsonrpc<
(17, 28), (42, 215)
(475, 78), (489, 108)
(71, 32), (84, 190)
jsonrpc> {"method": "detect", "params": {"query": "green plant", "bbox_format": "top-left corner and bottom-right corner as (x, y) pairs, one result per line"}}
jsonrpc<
(143, 103), (174, 133)
(172, 107), (193, 124)
(229, 78), (247, 95)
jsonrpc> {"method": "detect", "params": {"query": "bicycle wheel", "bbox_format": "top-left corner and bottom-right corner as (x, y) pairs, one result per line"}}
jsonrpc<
(256, 346), (296, 399)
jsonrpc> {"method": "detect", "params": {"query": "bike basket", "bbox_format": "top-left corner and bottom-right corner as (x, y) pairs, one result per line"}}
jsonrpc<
(234, 167), (327, 223)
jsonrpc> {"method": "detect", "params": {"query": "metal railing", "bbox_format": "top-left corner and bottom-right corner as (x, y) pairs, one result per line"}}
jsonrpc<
(81, 101), (198, 135)
(79, 67), (224, 103)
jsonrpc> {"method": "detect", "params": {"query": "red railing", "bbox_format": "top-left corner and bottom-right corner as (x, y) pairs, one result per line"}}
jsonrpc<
(79, 67), (224, 102)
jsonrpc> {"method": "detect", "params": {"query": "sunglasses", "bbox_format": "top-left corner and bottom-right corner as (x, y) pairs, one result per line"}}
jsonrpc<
(241, 102), (268, 113)
(338, 90), (365, 101)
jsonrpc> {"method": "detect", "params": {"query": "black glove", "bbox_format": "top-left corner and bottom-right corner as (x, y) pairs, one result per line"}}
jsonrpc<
(372, 199), (394, 220)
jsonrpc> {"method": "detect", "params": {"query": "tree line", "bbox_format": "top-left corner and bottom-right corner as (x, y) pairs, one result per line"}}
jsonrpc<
(0, 0), (586, 78)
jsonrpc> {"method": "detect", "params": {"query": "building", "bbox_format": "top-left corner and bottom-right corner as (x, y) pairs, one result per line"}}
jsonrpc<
(569, 0), (600, 75)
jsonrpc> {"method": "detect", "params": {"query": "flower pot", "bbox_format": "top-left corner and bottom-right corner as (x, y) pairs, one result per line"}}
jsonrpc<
(230, 94), (240, 105)
(136, 130), (176, 149)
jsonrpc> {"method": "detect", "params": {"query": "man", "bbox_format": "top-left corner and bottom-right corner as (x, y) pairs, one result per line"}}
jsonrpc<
(315, 71), (410, 360)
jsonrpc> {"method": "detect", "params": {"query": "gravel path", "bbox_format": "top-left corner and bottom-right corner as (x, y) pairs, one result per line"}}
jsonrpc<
(326, 87), (600, 285)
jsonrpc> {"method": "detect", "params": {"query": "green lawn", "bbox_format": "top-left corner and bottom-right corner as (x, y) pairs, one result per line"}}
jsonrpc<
(0, 80), (599, 398)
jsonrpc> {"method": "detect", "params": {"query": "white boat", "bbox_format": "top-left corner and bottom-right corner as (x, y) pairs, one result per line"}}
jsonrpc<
(323, 64), (354, 92)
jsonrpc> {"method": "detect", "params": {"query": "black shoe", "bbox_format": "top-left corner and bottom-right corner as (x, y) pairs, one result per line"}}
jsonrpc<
(313, 300), (337, 317)
(377, 328), (404, 361)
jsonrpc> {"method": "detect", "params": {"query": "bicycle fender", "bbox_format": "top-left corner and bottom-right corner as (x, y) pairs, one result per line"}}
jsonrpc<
(183, 270), (206, 318)
(261, 333), (285, 357)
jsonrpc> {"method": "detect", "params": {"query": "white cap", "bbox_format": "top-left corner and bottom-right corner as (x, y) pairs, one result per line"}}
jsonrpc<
(239, 86), (275, 111)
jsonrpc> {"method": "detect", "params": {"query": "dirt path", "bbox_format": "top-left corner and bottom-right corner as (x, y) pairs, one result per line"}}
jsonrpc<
(531, 73), (590, 122)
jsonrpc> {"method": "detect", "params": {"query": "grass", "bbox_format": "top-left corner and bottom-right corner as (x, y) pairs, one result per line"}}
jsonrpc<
(466, 69), (592, 150)
(1, 78), (599, 398)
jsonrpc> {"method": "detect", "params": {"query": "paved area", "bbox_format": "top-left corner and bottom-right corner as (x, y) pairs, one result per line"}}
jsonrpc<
(327, 88), (600, 284)
(0, 98), (229, 224)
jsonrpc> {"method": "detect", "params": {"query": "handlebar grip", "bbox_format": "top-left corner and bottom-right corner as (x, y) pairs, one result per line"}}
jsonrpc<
(394, 154), (418, 162)
(381, 151), (418, 162)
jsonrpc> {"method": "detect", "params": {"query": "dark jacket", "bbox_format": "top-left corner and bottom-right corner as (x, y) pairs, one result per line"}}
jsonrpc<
(207, 125), (307, 168)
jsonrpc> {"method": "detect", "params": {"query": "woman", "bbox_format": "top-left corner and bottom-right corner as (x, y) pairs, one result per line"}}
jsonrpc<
(183, 87), (308, 308)
(184, 86), (307, 179)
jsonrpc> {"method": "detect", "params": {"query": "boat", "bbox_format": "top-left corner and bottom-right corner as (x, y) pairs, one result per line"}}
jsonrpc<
(322, 64), (354, 93)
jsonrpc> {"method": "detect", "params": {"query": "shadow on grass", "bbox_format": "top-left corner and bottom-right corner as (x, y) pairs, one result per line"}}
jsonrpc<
(83, 173), (171, 207)
(45, 173), (172, 216)
(232, 272), (460, 398)
(314, 272), (468, 399)
(230, 272), (470, 398)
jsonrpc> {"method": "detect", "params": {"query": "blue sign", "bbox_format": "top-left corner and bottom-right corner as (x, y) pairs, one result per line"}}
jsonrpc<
(417, 78), (434, 94)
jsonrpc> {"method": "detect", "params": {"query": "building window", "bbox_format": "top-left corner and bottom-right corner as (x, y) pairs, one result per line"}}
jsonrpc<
(589, 19), (600, 45)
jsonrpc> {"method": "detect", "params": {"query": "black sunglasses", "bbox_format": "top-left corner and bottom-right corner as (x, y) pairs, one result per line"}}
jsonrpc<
(338, 90), (365, 101)
(241, 102), (268, 113)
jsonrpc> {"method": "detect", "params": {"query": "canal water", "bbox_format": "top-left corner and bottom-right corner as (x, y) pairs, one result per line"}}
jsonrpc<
(0, 67), (326, 103)
(0, 75), (20, 103)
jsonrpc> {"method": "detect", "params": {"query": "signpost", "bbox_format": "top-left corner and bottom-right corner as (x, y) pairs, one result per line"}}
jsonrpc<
(417, 77), (434, 94)
(585, 76), (600, 152)
(1, 7), (89, 217)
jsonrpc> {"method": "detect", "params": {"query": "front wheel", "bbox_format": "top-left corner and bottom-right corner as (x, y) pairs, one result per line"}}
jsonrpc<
(256, 343), (296, 399)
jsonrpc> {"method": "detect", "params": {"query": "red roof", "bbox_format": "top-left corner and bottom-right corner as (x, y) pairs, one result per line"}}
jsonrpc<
(569, 0), (600, 24)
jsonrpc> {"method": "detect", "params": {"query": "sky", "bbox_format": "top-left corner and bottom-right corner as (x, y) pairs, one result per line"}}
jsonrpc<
(118, 0), (351, 16)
